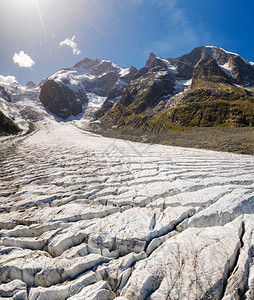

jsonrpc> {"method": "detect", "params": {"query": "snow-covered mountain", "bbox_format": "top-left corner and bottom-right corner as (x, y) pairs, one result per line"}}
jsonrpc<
(0, 58), (137, 134)
(0, 75), (51, 134)
(1, 46), (254, 136)
(39, 58), (137, 119)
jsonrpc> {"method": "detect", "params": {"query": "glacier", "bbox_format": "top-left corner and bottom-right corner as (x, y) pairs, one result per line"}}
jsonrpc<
(0, 118), (254, 299)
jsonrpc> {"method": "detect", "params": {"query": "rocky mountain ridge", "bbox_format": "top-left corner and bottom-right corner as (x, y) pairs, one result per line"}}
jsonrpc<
(102, 46), (254, 130)
(39, 58), (137, 119)
(1, 46), (254, 136)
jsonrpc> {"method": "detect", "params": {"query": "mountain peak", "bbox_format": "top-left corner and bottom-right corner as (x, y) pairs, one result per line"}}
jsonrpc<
(26, 81), (36, 88)
(145, 52), (157, 68)
(149, 52), (156, 59)
(145, 52), (169, 70)
(74, 58), (101, 69)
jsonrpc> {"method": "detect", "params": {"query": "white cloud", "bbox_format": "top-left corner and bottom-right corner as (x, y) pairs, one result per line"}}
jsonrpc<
(0, 75), (17, 85)
(13, 51), (35, 68)
(59, 36), (81, 55)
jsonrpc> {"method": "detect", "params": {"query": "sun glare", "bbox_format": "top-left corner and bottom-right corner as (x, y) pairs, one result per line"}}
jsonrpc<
(34, 0), (47, 37)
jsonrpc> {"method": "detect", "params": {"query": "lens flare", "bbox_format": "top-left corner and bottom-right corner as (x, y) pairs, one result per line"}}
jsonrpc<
(35, 0), (47, 37)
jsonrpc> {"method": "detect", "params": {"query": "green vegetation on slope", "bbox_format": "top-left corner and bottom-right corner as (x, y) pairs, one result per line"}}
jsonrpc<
(105, 82), (254, 132)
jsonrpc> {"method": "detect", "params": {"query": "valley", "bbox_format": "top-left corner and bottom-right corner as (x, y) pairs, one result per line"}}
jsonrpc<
(1, 45), (254, 299)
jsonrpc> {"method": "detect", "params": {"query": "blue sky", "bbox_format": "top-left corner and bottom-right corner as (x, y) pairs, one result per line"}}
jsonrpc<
(0, 0), (253, 85)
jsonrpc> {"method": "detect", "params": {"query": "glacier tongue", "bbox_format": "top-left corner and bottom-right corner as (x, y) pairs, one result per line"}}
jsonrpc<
(0, 122), (254, 299)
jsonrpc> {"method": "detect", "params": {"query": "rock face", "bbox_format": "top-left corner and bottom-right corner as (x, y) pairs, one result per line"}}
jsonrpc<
(0, 111), (20, 135)
(102, 46), (254, 130)
(1, 123), (254, 299)
(191, 57), (231, 87)
(39, 59), (137, 119)
(96, 66), (138, 118)
(40, 80), (84, 119)
(103, 53), (176, 126)
(167, 46), (254, 85)
(0, 86), (11, 102)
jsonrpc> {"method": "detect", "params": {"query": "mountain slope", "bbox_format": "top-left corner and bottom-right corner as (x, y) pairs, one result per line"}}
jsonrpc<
(0, 76), (54, 135)
(39, 58), (137, 119)
(167, 46), (254, 85)
(101, 46), (254, 131)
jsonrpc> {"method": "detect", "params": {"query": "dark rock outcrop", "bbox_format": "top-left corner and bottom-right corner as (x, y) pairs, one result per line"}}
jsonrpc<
(0, 86), (11, 102)
(120, 69), (174, 109)
(120, 66), (138, 81)
(96, 99), (115, 119)
(227, 55), (254, 85)
(39, 80), (85, 119)
(167, 47), (205, 79)
(0, 111), (20, 135)
(119, 54), (175, 109)
(96, 66), (138, 118)
(145, 52), (168, 70)
(192, 58), (231, 88)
